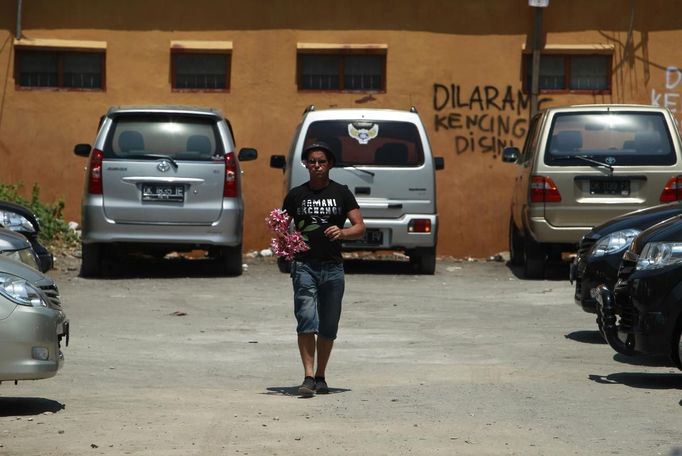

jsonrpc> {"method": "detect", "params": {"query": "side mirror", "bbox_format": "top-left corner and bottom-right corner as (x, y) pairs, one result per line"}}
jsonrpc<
(74, 144), (92, 157)
(270, 155), (286, 169)
(238, 147), (258, 161)
(502, 147), (520, 163)
(434, 157), (445, 170)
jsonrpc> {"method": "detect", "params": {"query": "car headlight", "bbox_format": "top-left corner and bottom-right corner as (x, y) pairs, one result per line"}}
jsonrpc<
(0, 249), (40, 270)
(0, 210), (36, 234)
(0, 273), (47, 307)
(636, 242), (682, 270)
(590, 229), (641, 257)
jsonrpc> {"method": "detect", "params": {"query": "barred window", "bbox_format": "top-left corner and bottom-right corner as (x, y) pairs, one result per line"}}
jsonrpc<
(524, 54), (611, 93)
(298, 52), (385, 91)
(171, 52), (230, 91)
(16, 49), (104, 89)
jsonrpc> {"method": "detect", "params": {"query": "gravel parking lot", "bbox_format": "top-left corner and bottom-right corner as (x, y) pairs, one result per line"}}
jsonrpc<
(1, 255), (681, 456)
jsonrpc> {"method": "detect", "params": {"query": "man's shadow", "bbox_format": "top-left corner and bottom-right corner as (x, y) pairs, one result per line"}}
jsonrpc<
(0, 397), (65, 417)
(264, 385), (351, 398)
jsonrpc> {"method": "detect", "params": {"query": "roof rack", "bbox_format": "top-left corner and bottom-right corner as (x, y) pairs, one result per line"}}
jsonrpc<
(410, 106), (418, 113)
(303, 105), (315, 115)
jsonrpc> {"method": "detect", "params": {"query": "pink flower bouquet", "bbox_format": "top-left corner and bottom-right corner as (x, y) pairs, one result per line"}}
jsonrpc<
(266, 209), (317, 260)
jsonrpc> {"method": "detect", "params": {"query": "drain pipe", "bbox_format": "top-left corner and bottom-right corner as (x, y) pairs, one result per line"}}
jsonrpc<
(16, 0), (23, 39)
(593, 284), (636, 356)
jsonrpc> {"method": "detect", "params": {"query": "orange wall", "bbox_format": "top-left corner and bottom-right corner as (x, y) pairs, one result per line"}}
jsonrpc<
(1, 0), (681, 257)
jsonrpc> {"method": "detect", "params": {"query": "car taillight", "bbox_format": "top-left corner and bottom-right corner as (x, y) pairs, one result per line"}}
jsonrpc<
(408, 219), (431, 233)
(224, 152), (238, 197)
(659, 176), (682, 202)
(88, 149), (104, 194)
(530, 175), (561, 203)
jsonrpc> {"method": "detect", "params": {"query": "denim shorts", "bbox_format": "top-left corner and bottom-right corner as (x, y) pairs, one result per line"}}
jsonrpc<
(291, 260), (345, 340)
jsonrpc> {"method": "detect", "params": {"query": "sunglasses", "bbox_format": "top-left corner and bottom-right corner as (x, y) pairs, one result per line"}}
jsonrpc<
(306, 159), (328, 165)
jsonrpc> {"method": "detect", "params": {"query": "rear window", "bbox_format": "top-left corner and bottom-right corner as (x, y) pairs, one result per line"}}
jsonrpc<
(544, 111), (675, 166)
(103, 114), (224, 160)
(303, 120), (424, 167)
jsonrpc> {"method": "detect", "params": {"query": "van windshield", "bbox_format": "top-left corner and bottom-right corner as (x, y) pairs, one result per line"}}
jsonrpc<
(544, 111), (675, 166)
(104, 114), (224, 160)
(304, 120), (424, 167)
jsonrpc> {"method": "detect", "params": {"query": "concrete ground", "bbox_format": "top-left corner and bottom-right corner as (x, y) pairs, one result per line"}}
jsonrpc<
(1, 255), (681, 456)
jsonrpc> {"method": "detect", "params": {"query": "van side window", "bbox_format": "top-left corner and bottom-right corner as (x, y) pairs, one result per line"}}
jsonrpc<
(519, 114), (542, 164)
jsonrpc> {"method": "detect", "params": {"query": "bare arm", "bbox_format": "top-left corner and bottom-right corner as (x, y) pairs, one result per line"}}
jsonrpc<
(324, 208), (365, 241)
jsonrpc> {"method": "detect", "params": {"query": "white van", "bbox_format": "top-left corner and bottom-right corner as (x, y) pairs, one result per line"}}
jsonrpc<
(270, 106), (444, 274)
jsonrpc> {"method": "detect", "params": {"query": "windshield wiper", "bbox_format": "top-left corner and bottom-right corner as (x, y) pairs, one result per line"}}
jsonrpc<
(127, 154), (179, 169)
(553, 154), (613, 173)
(344, 165), (375, 177)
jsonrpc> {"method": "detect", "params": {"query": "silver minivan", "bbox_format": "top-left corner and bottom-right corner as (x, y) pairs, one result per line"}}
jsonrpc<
(503, 104), (682, 278)
(271, 106), (444, 274)
(74, 106), (257, 277)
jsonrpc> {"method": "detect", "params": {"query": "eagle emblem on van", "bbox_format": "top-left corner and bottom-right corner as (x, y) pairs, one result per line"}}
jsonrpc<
(157, 160), (172, 172)
(348, 123), (379, 144)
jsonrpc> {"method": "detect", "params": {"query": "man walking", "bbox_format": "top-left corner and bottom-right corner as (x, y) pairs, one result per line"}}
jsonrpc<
(282, 141), (365, 397)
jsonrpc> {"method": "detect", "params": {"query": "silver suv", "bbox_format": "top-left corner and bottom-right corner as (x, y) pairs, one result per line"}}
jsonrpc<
(271, 106), (444, 274)
(74, 106), (257, 277)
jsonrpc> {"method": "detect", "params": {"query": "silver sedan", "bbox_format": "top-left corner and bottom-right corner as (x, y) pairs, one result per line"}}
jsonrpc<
(0, 256), (68, 383)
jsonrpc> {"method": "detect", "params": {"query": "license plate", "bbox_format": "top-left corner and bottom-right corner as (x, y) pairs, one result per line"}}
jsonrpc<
(589, 179), (630, 196)
(141, 184), (184, 202)
(345, 229), (383, 246)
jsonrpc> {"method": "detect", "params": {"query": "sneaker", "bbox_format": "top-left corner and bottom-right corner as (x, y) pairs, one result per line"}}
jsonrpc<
(314, 377), (329, 394)
(298, 376), (315, 397)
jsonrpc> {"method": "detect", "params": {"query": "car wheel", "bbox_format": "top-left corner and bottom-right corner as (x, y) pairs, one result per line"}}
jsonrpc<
(221, 244), (243, 276)
(410, 247), (436, 275)
(523, 238), (546, 279)
(277, 257), (292, 274)
(509, 219), (523, 266)
(672, 322), (682, 370)
(80, 243), (102, 278)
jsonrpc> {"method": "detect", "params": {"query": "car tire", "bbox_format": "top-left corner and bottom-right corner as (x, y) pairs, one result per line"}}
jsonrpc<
(277, 257), (292, 274)
(221, 244), (243, 276)
(672, 322), (682, 370)
(509, 219), (524, 266)
(80, 243), (102, 278)
(410, 247), (436, 275)
(523, 238), (546, 279)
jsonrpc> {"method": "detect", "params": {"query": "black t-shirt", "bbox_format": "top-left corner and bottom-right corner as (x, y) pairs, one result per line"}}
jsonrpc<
(282, 180), (360, 263)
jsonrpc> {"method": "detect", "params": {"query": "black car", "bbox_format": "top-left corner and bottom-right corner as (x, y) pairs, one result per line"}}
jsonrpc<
(571, 202), (682, 314)
(594, 215), (682, 370)
(0, 201), (53, 272)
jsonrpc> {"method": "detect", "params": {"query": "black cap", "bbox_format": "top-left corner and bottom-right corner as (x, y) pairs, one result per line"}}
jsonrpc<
(302, 141), (335, 165)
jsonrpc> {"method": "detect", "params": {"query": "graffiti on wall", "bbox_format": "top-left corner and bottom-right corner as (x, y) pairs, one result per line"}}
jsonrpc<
(433, 83), (550, 156)
(651, 66), (681, 126)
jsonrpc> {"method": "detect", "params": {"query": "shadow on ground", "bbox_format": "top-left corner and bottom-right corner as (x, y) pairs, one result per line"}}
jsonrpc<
(612, 353), (674, 367)
(506, 260), (571, 281)
(344, 259), (416, 275)
(90, 256), (231, 280)
(565, 330), (607, 345)
(588, 372), (682, 389)
(0, 397), (65, 416)
(84, 255), (424, 279)
(264, 386), (351, 397)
